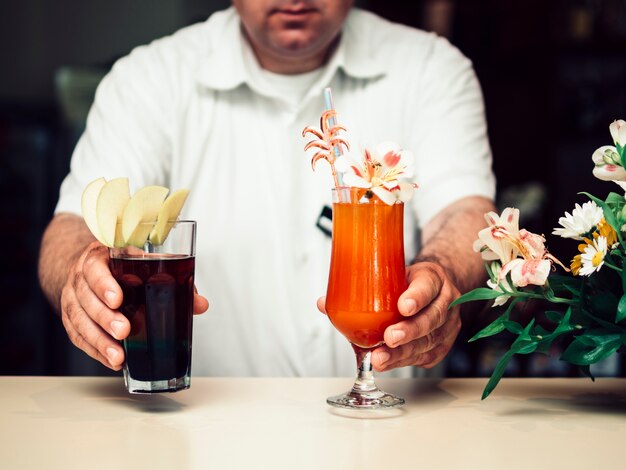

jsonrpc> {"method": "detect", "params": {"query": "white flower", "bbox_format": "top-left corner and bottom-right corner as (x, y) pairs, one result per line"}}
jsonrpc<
(552, 201), (603, 240)
(499, 258), (552, 287)
(610, 119), (626, 147)
(336, 142), (417, 205)
(473, 208), (520, 264)
(579, 236), (608, 276)
(592, 145), (626, 182)
(487, 278), (514, 307)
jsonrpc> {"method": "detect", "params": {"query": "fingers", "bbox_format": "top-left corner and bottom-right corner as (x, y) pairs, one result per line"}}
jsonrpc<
(193, 293), (209, 315)
(60, 242), (127, 371)
(82, 243), (122, 310)
(397, 263), (444, 317)
(61, 282), (125, 371)
(384, 295), (450, 349)
(73, 267), (130, 340)
(371, 261), (462, 372)
(316, 296), (327, 315)
(372, 313), (461, 371)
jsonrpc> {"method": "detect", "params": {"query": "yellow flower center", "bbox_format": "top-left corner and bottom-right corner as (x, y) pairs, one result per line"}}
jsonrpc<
(592, 250), (604, 267)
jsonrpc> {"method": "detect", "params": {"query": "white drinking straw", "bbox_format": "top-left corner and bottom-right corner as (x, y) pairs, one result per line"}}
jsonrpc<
(323, 87), (344, 187)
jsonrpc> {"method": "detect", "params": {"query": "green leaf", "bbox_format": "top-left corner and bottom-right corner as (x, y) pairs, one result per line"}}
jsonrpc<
(481, 321), (536, 399)
(504, 321), (523, 335)
(580, 308), (624, 331)
(606, 191), (625, 207)
(561, 335), (622, 365)
(618, 143), (625, 167)
(468, 298), (521, 342)
(517, 341), (538, 354)
(483, 322), (534, 391)
(469, 318), (506, 342)
(617, 294), (626, 323)
(576, 335), (598, 347)
(578, 365), (596, 381)
(449, 288), (503, 307)
(545, 311), (564, 323)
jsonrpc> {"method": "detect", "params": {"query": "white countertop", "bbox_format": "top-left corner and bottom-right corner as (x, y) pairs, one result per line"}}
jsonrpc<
(1, 376), (625, 469)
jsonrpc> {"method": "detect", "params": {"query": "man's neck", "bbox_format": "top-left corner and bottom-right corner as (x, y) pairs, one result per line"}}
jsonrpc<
(245, 35), (340, 75)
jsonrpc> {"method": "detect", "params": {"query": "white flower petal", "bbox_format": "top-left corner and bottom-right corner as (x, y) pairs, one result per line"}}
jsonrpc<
(593, 164), (626, 182)
(579, 236), (607, 276)
(506, 259), (551, 287)
(396, 181), (416, 202)
(592, 145), (619, 165)
(610, 120), (626, 147)
(343, 173), (371, 189)
(552, 201), (602, 239)
(374, 141), (401, 159)
(335, 151), (362, 173)
(371, 186), (398, 205)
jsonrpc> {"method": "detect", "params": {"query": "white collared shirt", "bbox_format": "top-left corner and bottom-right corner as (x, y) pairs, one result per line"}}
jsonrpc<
(56, 7), (495, 377)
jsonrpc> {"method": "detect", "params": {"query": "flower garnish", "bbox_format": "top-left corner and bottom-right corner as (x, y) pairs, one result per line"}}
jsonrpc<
(592, 145), (626, 182)
(592, 120), (626, 191)
(302, 109), (350, 189)
(474, 207), (568, 289)
(552, 201), (603, 240)
(610, 119), (626, 147)
(579, 235), (608, 276)
(335, 142), (417, 205)
(473, 208), (521, 264)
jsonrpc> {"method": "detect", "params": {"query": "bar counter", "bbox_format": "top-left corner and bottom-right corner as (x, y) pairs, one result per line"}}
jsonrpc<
(1, 377), (625, 469)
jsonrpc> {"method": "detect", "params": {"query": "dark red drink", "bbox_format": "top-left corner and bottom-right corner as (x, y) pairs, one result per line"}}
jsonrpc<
(109, 255), (195, 387)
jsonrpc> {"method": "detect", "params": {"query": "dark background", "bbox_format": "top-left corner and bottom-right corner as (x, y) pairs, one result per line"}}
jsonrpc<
(2, 0), (626, 377)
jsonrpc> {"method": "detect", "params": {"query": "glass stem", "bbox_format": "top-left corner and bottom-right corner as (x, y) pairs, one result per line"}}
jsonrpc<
(351, 345), (378, 394)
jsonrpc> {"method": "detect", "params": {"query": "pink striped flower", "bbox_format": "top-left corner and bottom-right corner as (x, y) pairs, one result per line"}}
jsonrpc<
(335, 141), (417, 205)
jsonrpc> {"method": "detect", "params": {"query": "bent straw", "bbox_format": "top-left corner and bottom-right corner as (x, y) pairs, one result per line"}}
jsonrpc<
(323, 87), (345, 188)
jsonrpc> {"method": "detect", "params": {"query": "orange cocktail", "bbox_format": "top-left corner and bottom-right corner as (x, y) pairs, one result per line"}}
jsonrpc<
(325, 188), (406, 349)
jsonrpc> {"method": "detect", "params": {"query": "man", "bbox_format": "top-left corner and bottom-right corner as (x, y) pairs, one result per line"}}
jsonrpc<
(39, 0), (495, 376)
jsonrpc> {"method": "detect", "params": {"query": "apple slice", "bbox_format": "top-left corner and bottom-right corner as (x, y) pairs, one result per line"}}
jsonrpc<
(81, 177), (107, 245)
(149, 189), (190, 245)
(121, 185), (169, 247)
(96, 177), (130, 247)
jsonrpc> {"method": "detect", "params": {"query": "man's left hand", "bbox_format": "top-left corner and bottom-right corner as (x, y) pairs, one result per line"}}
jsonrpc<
(371, 261), (461, 372)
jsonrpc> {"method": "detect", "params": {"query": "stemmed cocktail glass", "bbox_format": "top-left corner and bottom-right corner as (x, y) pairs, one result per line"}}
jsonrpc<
(325, 187), (406, 409)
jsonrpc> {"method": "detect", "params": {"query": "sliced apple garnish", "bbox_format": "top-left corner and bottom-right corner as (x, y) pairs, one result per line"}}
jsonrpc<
(81, 177), (107, 245)
(149, 189), (190, 245)
(96, 177), (130, 247)
(121, 185), (169, 248)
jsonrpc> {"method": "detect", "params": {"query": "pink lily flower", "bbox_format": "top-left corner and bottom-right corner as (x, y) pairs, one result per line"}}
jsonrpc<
(474, 208), (565, 288)
(473, 208), (521, 264)
(592, 145), (626, 182)
(610, 119), (626, 147)
(335, 141), (416, 205)
(499, 257), (552, 288)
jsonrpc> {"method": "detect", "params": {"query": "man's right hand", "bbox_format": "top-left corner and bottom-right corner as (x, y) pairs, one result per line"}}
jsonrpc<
(41, 214), (210, 371)
(60, 241), (129, 370)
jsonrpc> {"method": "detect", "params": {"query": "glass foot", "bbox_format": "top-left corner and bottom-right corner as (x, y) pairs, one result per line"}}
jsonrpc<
(327, 345), (405, 409)
(123, 367), (190, 394)
(327, 389), (405, 409)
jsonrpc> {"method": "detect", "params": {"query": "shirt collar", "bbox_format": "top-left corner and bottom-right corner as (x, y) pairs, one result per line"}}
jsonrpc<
(196, 8), (386, 91)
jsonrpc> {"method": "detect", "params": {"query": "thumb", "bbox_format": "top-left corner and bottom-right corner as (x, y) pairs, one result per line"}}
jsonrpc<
(316, 296), (327, 315)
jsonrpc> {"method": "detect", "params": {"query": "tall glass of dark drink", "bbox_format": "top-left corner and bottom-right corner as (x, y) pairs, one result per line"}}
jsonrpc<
(109, 220), (196, 393)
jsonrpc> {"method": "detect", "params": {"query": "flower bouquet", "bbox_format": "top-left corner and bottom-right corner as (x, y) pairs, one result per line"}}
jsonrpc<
(452, 119), (626, 399)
